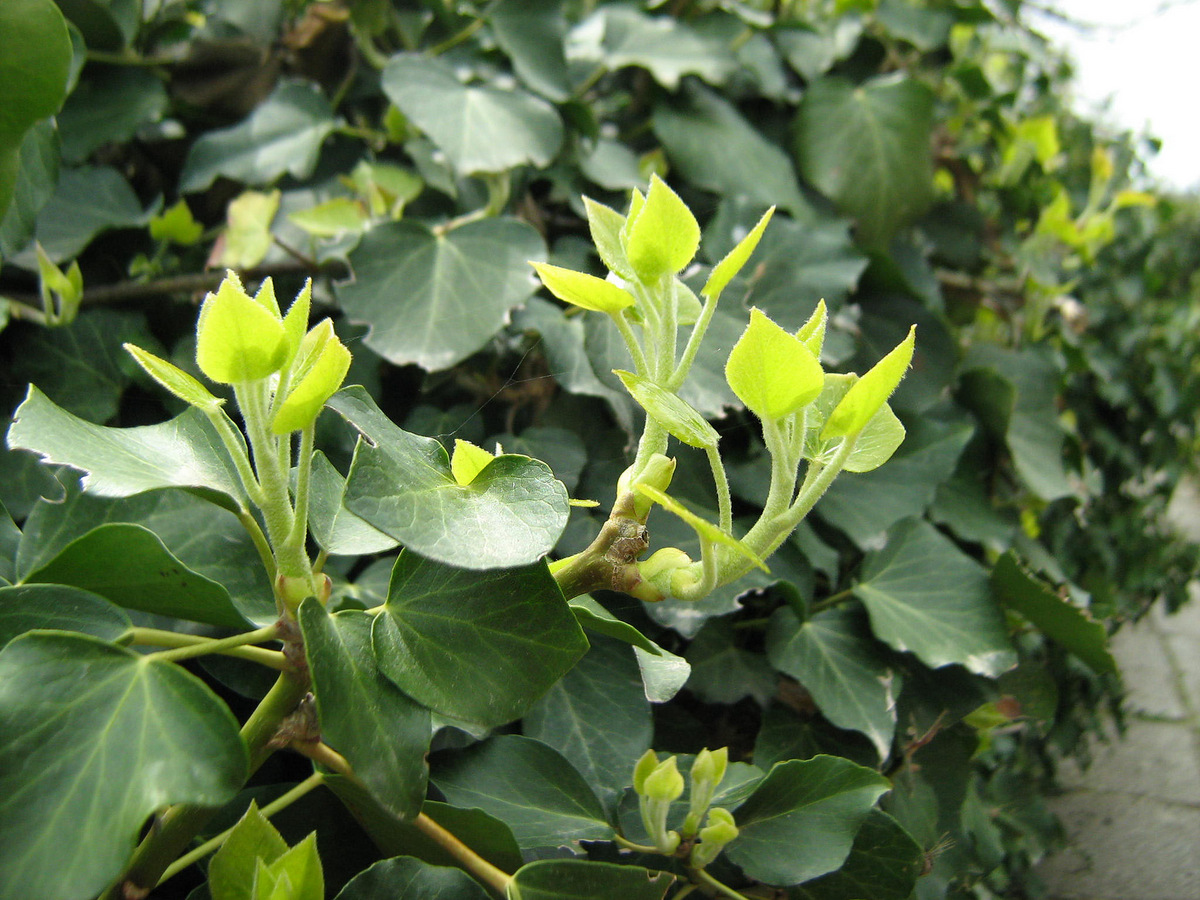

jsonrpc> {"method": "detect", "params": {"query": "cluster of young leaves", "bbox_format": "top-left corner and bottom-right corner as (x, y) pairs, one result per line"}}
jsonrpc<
(0, 0), (1195, 898)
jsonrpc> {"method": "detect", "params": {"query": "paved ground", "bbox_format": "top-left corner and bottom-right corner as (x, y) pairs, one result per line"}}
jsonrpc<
(1036, 480), (1200, 900)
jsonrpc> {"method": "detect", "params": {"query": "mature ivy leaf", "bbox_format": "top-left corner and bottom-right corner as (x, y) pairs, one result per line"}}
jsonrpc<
(16, 488), (274, 625)
(568, 596), (659, 655)
(55, 0), (139, 49)
(338, 218), (546, 372)
(524, 636), (653, 812)
(7, 386), (249, 510)
(382, 54), (562, 174)
(9, 309), (150, 422)
(57, 66), (167, 163)
(653, 83), (806, 215)
(180, 80), (336, 193)
(488, 0), (572, 102)
(876, 0), (955, 51)
(753, 701), (879, 771)
(327, 387), (568, 568)
(0, 502), (18, 583)
(0, 583), (130, 647)
(307, 452), (398, 557)
(0, 0), (71, 218)
(0, 120), (60, 258)
(0, 632), (247, 900)
(854, 518), (1016, 677)
(574, 6), (738, 89)
(372, 552), (586, 726)
(634, 643), (691, 703)
(508, 860), (674, 900)
(992, 552), (1116, 674)
(431, 735), (613, 849)
(301, 602), (430, 820)
(334, 856), (489, 900)
(728, 756), (890, 886)
(793, 75), (935, 248)
(685, 618), (777, 706)
(789, 809), (924, 900)
(485, 427), (587, 496)
(766, 606), (897, 762)
(959, 344), (1074, 501)
(11, 165), (154, 266)
(816, 414), (972, 546)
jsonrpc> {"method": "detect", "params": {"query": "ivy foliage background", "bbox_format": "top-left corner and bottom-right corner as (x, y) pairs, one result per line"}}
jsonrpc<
(1, 0), (1198, 898)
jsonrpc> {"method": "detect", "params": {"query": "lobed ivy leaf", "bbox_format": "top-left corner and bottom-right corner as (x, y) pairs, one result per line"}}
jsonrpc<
(508, 860), (674, 900)
(487, 0), (573, 102)
(327, 387), (568, 568)
(305, 452), (398, 557)
(372, 552), (587, 727)
(0, 632), (247, 900)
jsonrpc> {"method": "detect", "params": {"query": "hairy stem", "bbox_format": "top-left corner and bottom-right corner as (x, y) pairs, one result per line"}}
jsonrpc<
(128, 626), (286, 670)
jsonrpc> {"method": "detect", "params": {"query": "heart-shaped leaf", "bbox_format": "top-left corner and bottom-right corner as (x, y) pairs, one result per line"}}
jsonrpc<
(508, 860), (674, 900)
(327, 387), (568, 569)
(726, 308), (824, 421)
(0, 584), (130, 648)
(334, 856), (490, 900)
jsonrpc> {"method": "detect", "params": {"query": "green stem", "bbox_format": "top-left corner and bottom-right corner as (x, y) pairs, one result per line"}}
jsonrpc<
(613, 834), (661, 854)
(705, 445), (733, 535)
(238, 508), (278, 584)
(427, 16), (485, 56)
(414, 812), (513, 897)
(206, 406), (266, 509)
(157, 773), (326, 885)
(613, 309), (649, 374)
(691, 868), (753, 900)
(809, 587), (856, 615)
(668, 290), (718, 391)
(145, 624), (283, 666)
(285, 425), (317, 561)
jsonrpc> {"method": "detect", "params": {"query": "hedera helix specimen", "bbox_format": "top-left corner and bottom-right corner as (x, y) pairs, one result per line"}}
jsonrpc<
(0, 181), (915, 900)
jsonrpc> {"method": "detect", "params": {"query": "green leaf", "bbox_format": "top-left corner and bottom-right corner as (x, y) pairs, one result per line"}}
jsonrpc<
(992, 552), (1116, 675)
(0, 583), (130, 647)
(703, 206), (774, 300)
(149, 198), (204, 246)
(684, 618), (778, 706)
(125, 342), (223, 413)
(789, 809), (924, 900)
(301, 601), (430, 820)
(634, 643), (691, 703)
(7, 385), (249, 509)
(180, 80), (336, 193)
(728, 756), (891, 886)
(582, 196), (634, 281)
(372, 552), (586, 726)
(487, 0), (572, 103)
(614, 370), (719, 449)
(382, 54), (562, 174)
(0, 632), (247, 900)
(508, 860), (674, 900)
(803, 374), (906, 473)
(531, 262), (635, 313)
(271, 319), (351, 434)
(766, 606), (897, 762)
(654, 84), (807, 216)
(793, 75), (935, 247)
(0, 120), (60, 259)
(209, 801), (289, 900)
(57, 65), (167, 164)
(524, 636), (653, 811)
(726, 308), (824, 421)
(218, 189), (281, 270)
(307, 452), (398, 556)
(568, 596), (660, 655)
(0, 0), (71, 218)
(431, 735), (613, 850)
(853, 518), (1016, 677)
(582, 6), (738, 89)
(635, 484), (767, 572)
(821, 326), (915, 440)
(334, 856), (490, 900)
(288, 197), (369, 238)
(623, 175), (700, 283)
(254, 832), (323, 900)
(338, 218), (546, 371)
(328, 387), (569, 569)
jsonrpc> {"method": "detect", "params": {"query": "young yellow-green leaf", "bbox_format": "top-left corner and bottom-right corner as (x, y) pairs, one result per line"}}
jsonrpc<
(531, 262), (636, 314)
(253, 832), (323, 900)
(623, 175), (699, 283)
(450, 438), (496, 486)
(288, 197), (369, 237)
(725, 308), (824, 421)
(219, 189), (281, 269)
(124, 343), (224, 412)
(702, 206), (774, 300)
(208, 801), (288, 900)
(280, 279), (313, 368)
(196, 274), (289, 384)
(821, 325), (916, 440)
(584, 196), (634, 280)
(635, 484), (768, 573)
(252, 277), (281, 318)
(614, 370), (718, 450)
(149, 199), (204, 246)
(671, 277), (703, 326)
(795, 299), (827, 359)
(270, 319), (351, 434)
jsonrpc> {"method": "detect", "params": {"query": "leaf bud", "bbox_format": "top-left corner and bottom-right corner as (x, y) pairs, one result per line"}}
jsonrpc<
(636, 547), (693, 601)
(617, 454), (676, 519)
(632, 748), (659, 795)
(270, 319), (351, 434)
(643, 755), (685, 803)
(689, 808), (739, 869)
(196, 271), (289, 384)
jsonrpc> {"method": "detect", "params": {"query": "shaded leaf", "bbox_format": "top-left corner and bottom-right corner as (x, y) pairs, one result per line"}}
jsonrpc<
(488, 0), (572, 102)
(334, 856), (490, 900)
(0, 120), (60, 258)
(307, 452), (398, 556)
(578, 7), (738, 89)
(789, 809), (923, 900)
(57, 66), (167, 164)
(0, 583), (130, 647)
(508, 859), (674, 900)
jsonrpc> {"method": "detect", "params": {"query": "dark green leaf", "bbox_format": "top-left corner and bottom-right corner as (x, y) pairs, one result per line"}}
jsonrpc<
(382, 55), (562, 174)
(766, 606), (897, 762)
(431, 735), (612, 850)
(301, 601), (430, 820)
(488, 0), (572, 102)
(568, 596), (660, 655)
(55, 0), (139, 50)
(338, 218), (546, 371)
(508, 860), (674, 900)
(372, 552), (586, 726)
(328, 387), (569, 569)
(582, 6), (737, 89)
(684, 618), (777, 706)
(0, 501), (19, 583)
(0, 120), (60, 258)
(789, 809), (924, 900)
(0, 583), (130, 647)
(57, 66), (167, 164)
(794, 75), (935, 248)
(180, 80), (336, 193)
(0, 632), (247, 900)
(484, 427), (587, 495)
(876, 0), (954, 51)
(7, 385), (247, 510)
(524, 636), (652, 811)
(728, 756), (890, 886)
(992, 552), (1116, 674)
(335, 856), (490, 900)
(307, 452), (398, 557)
(854, 518), (1016, 677)
(775, 22), (863, 80)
